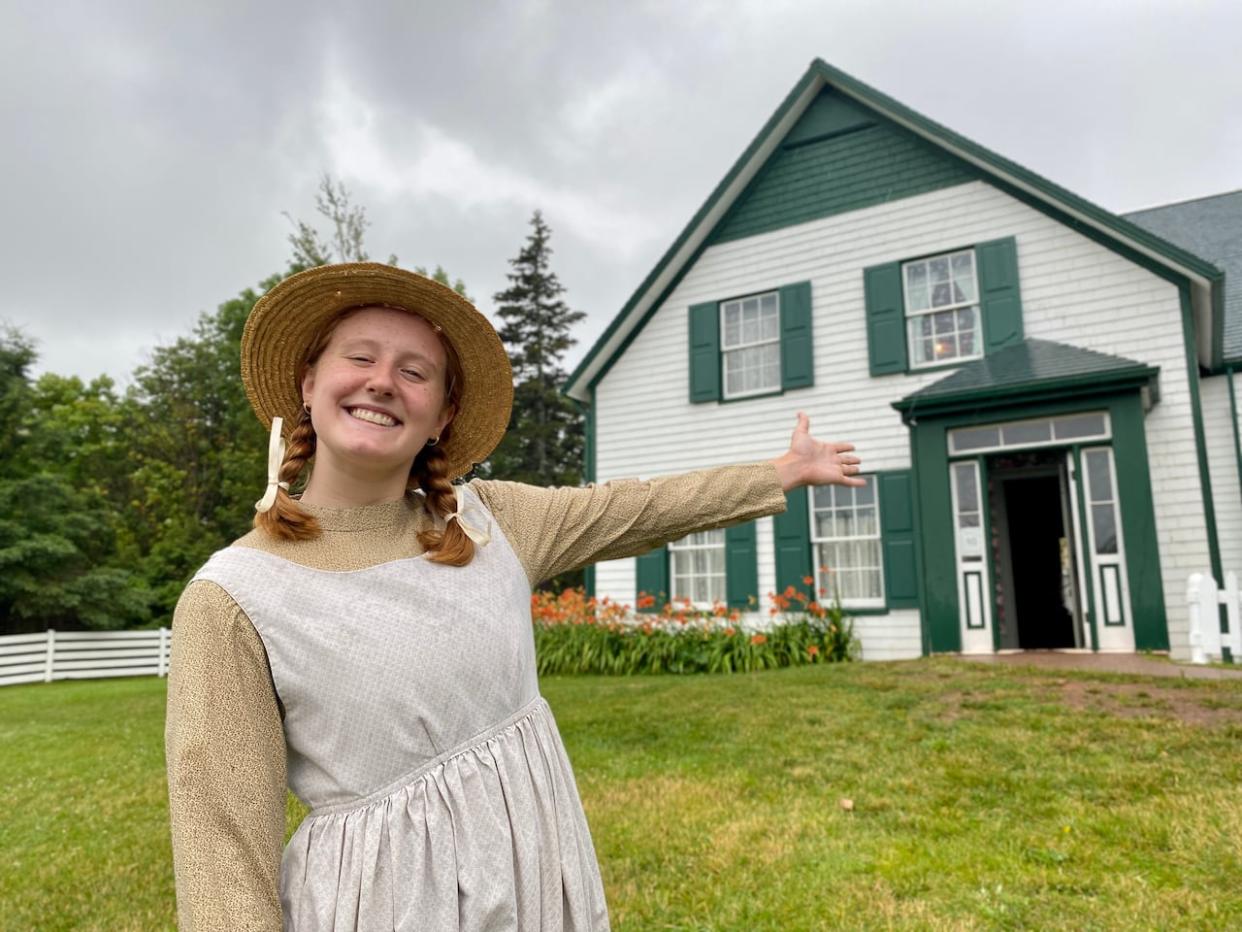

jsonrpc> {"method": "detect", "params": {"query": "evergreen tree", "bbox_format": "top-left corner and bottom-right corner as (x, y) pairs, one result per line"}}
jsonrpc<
(489, 211), (586, 489)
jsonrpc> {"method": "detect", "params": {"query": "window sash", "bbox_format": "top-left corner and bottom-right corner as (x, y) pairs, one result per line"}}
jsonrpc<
(668, 530), (726, 607)
(808, 479), (884, 607)
(903, 249), (982, 368)
(721, 292), (781, 398)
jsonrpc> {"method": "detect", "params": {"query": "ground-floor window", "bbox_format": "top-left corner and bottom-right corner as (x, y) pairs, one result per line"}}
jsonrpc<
(668, 529), (726, 606)
(810, 478), (884, 607)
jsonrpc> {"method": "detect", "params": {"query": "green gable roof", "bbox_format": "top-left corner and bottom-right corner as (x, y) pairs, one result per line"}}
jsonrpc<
(564, 59), (1224, 402)
(892, 339), (1159, 420)
(1125, 190), (1242, 363)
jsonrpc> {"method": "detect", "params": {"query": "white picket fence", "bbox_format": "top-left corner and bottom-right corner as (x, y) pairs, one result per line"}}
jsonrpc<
(0, 628), (171, 687)
(1186, 572), (1242, 664)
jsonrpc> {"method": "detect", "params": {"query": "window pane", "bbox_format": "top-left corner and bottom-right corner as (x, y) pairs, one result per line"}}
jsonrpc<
(761, 307), (779, 341)
(952, 253), (976, 302)
(906, 263), (929, 311)
(929, 257), (950, 284)
(723, 304), (740, 347)
(959, 512), (980, 529)
(954, 463), (979, 511)
(742, 312), (758, 344)
(857, 506), (877, 536)
(950, 427), (1000, 452)
(1086, 450), (1113, 501)
(812, 485), (833, 509)
(1054, 413), (1108, 440)
(934, 311), (955, 334)
(761, 293), (777, 314)
(1091, 503), (1118, 554)
(855, 480), (874, 505)
(1002, 420), (1052, 446)
(932, 282), (952, 307)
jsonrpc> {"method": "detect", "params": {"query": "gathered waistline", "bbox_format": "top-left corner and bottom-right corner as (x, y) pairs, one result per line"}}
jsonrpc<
(306, 694), (549, 819)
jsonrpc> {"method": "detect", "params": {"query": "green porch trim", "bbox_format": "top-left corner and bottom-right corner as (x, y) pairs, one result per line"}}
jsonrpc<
(1178, 284), (1224, 588)
(894, 339), (1160, 421)
(909, 391), (1166, 653)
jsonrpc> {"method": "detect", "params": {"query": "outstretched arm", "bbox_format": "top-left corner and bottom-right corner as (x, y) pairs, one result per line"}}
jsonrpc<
(472, 412), (861, 586)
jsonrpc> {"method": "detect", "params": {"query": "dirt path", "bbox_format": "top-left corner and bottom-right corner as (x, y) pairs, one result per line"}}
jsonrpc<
(958, 650), (1242, 680)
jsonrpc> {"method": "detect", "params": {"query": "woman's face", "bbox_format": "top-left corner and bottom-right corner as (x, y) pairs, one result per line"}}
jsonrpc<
(300, 307), (456, 478)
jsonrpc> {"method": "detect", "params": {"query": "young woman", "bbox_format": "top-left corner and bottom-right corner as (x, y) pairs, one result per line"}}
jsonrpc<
(165, 262), (863, 931)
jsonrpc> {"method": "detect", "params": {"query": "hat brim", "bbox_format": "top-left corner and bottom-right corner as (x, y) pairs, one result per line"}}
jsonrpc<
(241, 263), (513, 481)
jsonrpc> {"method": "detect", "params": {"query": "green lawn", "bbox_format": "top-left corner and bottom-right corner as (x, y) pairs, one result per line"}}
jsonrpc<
(1, 658), (1239, 930)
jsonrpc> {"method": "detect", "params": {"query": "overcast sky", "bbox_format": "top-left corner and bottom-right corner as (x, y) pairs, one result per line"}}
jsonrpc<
(3, 0), (1240, 388)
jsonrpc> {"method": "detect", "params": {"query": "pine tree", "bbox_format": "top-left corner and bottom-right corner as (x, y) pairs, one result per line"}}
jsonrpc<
(489, 211), (587, 491)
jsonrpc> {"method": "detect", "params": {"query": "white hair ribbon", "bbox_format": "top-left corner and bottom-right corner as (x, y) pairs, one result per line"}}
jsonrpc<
(445, 484), (491, 546)
(254, 416), (291, 514)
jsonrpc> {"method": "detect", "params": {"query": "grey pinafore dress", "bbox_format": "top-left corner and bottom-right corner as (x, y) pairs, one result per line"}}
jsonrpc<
(193, 486), (610, 931)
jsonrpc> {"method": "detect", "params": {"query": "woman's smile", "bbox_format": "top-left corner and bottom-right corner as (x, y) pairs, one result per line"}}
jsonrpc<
(300, 307), (456, 495)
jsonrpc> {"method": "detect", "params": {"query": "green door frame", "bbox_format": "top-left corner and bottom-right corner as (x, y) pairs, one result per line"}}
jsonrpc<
(910, 390), (1167, 654)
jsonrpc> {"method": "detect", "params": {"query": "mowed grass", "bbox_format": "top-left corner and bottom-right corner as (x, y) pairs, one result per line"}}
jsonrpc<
(1, 659), (1240, 930)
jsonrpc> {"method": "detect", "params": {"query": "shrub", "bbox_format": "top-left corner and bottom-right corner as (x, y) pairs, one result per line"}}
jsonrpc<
(531, 581), (858, 675)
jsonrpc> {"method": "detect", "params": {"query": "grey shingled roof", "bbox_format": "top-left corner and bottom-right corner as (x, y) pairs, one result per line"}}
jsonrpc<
(1125, 190), (1242, 361)
(895, 338), (1156, 410)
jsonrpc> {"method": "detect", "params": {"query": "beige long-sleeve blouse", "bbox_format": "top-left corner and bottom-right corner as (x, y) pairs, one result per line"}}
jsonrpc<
(164, 462), (787, 930)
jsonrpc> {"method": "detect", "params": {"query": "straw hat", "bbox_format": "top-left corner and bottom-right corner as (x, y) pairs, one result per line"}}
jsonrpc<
(241, 262), (513, 480)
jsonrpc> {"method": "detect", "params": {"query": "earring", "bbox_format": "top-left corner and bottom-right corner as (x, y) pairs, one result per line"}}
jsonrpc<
(426, 435), (440, 447)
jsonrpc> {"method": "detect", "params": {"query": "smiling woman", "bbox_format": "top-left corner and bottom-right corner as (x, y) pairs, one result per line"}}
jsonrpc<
(164, 262), (864, 931)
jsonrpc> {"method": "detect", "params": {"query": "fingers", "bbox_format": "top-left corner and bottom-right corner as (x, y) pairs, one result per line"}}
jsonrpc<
(794, 411), (809, 433)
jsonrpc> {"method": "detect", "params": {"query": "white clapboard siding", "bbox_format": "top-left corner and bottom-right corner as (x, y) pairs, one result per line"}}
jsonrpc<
(1201, 376), (1242, 592)
(0, 629), (171, 687)
(595, 180), (1210, 659)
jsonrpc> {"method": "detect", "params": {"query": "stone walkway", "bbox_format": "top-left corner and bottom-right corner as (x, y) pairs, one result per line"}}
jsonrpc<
(958, 650), (1242, 681)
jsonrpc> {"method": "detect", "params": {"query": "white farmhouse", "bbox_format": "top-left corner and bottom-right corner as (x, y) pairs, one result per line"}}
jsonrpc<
(564, 59), (1239, 662)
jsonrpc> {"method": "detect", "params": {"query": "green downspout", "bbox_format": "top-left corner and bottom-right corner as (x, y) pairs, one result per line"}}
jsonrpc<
(1228, 367), (1242, 516)
(1225, 367), (1242, 661)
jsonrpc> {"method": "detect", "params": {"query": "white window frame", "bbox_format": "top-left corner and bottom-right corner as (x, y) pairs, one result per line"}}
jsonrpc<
(903, 248), (983, 370)
(809, 477), (885, 610)
(948, 412), (1112, 456)
(668, 529), (727, 609)
(720, 291), (781, 399)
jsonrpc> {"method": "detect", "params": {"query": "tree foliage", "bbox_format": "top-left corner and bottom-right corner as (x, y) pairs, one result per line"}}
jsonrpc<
(488, 211), (586, 488)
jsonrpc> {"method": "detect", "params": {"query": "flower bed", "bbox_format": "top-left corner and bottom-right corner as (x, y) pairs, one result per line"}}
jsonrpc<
(531, 579), (858, 675)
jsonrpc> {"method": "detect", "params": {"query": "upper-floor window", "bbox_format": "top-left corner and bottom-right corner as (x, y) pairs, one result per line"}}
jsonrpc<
(668, 529), (727, 607)
(902, 249), (982, 368)
(689, 281), (812, 404)
(721, 292), (781, 398)
(865, 237), (1021, 377)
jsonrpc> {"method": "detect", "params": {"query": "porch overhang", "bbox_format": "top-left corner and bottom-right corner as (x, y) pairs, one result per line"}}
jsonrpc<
(892, 339), (1160, 424)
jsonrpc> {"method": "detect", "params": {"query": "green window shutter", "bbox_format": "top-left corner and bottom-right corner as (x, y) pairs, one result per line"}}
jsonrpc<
(977, 237), (1023, 352)
(688, 302), (720, 403)
(725, 521), (759, 609)
(879, 471), (918, 608)
(779, 281), (814, 390)
(635, 546), (668, 613)
(583, 563), (596, 599)
(864, 262), (907, 375)
(773, 487), (813, 598)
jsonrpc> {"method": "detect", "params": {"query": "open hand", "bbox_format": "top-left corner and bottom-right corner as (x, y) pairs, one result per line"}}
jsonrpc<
(771, 412), (864, 492)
